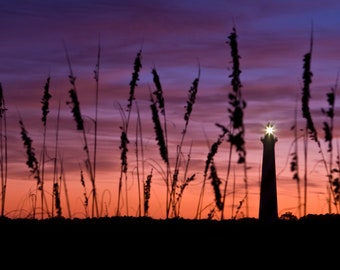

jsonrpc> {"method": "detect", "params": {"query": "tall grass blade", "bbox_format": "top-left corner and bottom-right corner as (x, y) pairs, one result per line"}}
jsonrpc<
(0, 83), (8, 217)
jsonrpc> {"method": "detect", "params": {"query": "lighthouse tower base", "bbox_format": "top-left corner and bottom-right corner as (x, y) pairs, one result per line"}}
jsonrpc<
(259, 126), (278, 222)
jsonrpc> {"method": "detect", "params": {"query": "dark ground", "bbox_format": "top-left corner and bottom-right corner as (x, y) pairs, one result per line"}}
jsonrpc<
(2, 213), (340, 237)
(1, 214), (337, 267)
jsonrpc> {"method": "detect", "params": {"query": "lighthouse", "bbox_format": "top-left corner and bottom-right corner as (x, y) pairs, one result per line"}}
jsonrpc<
(259, 122), (278, 222)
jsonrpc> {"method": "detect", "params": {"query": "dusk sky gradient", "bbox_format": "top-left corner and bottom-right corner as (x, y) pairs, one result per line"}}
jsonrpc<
(2, 0), (340, 219)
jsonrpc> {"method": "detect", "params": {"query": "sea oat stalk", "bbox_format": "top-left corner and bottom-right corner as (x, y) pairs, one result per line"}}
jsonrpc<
(221, 26), (248, 219)
(135, 102), (145, 217)
(196, 123), (228, 219)
(209, 163), (223, 211)
(144, 169), (153, 217)
(290, 95), (302, 217)
(19, 118), (41, 218)
(174, 141), (195, 217)
(93, 37), (101, 193)
(0, 83), (7, 217)
(116, 49), (142, 216)
(321, 78), (339, 213)
(170, 67), (200, 217)
(300, 27), (329, 215)
(64, 43), (98, 217)
(40, 75), (52, 219)
(151, 67), (171, 218)
(53, 182), (62, 218)
(80, 168), (89, 218)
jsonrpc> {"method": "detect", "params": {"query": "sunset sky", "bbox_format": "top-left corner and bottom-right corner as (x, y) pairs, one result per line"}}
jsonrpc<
(1, 0), (340, 220)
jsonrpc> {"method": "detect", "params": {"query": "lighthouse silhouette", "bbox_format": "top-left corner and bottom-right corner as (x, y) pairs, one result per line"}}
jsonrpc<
(259, 122), (278, 222)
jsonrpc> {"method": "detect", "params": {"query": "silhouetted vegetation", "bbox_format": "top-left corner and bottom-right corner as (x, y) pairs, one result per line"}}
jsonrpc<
(0, 26), (339, 222)
(1, 213), (340, 232)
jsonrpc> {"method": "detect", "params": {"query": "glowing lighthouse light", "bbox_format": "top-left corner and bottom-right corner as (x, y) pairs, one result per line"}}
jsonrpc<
(265, 123), (275, 135)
